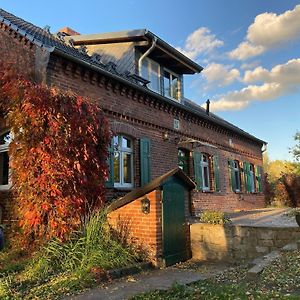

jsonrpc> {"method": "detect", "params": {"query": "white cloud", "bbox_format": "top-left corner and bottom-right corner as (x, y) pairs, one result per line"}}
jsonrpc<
(229, 5), (300, 60)
(229, 42), (265, 60)
(177, 27), (223, 60)
(206, 58), (300, 111)
(203, 63), (240, 87)
(240, 60), (261, 70)
(243, 59), (300, 84)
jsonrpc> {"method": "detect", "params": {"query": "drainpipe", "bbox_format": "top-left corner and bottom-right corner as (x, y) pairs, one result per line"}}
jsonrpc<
(138, 36), (157, 76)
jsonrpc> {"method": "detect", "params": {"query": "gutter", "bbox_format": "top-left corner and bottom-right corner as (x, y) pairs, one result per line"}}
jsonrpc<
(138, 35), (157, 76)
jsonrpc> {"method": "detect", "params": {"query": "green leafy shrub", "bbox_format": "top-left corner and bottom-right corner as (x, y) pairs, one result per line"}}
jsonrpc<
(199, 210), (231, 225)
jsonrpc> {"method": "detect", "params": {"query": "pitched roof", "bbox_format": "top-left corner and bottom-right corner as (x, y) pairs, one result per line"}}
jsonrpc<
(107, 167), (196, 212)
(0, 8), (266, 145)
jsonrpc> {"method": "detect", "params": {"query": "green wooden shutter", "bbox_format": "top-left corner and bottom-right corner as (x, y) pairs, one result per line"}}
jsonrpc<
(193, 151), (203, 190)
(213, 155), (220, 192)
(229, 160), (236, 192)
(256, 165), (262, 192)
(105, 138), (114, 188)
(140, 138), (151, 186)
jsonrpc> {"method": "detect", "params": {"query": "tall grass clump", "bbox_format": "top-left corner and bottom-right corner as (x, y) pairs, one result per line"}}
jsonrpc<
(25, 209), (140, 281)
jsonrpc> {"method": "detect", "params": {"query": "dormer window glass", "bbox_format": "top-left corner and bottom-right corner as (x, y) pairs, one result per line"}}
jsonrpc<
(141, 57), (160, 93)
(163, 69), (179, 101)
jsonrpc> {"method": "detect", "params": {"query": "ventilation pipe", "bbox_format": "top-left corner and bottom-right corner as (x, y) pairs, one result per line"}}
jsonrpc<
(206, 99), (210, 115)
(138, 36), (157, 76)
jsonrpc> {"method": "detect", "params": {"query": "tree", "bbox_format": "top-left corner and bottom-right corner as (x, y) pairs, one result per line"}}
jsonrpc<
(0, 64), (110, 240)
(290, 131), (300, 175)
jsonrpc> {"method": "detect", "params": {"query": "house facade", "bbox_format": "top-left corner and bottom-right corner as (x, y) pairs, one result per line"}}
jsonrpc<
(0, 9), (266, 224)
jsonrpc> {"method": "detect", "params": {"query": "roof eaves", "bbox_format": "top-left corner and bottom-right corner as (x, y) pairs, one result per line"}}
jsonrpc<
(144, 30), (203, 73)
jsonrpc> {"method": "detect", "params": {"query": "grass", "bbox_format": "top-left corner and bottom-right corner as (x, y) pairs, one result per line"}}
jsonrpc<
(131, 250), (300, 299)
(0, 209), (143, 299)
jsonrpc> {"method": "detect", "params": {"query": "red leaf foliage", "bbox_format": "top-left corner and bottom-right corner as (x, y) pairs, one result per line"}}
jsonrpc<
(0, 64), (110, 240)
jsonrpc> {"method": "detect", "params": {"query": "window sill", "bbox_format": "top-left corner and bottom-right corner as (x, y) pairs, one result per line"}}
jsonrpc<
(201, 190), (213, 193)
(113, 187), (134, 192)
(0, 184), (12, 191)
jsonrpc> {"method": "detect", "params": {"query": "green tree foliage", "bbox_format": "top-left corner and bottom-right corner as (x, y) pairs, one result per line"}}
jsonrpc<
(290, 131), (300, 162)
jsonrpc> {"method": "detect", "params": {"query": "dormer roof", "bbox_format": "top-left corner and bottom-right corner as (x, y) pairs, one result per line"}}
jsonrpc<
(68, 29), (203, 74)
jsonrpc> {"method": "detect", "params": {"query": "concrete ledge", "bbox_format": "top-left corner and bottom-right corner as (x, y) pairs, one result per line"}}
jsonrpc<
(246, 239), (300, 280)
(247, 250), (280, 280)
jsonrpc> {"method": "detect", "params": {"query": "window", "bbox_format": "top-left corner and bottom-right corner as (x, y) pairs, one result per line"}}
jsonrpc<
(201, 154), (210, 191)
(0, 131), (11, 189)
(178, 149), (189, 174)
(141, 57), (161, 93)
(229, 160), (241, 192)
(243, 162), (256, 193)
(113, 135), (133, 188)
(163, 69), (180, 101)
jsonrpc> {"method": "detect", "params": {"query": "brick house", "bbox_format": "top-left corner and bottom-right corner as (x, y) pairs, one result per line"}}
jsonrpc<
(0, 8), (266, 226)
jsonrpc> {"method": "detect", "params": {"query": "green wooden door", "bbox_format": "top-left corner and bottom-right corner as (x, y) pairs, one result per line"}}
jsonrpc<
(162, 177), (188, 266)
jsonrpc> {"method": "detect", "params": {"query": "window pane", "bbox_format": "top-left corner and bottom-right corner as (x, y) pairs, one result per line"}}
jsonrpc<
(113, 136), (119, 149)
(234, 170), (240, 190)
(122, 137), (131, 149)
(202, 155), (208, 163)
(0, 132), (11, 145)
(123, 153), (132, 183)
(178, 149), (189, 174)
(171, 75), (179, 100)
(0, 152), (9, 185)
(203, 166), (209, 188)
(141, 59), (149, 80)
(149, 61), (160, 92)
(113, 152), (120, 183)
(163, 70), (171, 97)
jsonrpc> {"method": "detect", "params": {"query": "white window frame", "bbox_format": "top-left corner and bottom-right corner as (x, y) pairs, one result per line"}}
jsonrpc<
(141, 56), (161, 93)
(113, 135), (134, 189)
(233, 160), (241, 192)
(201, 154), (210, 191)
(163, 67), (180, 101)
(0, 130), (12, 191)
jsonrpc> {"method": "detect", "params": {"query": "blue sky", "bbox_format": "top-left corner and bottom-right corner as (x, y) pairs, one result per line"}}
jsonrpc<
(1, 0), (299, 161)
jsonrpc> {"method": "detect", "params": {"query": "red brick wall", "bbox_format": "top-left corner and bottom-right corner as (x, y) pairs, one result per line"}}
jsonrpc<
(46, 54), (265, 212)
(0, 24), (36, 79)
(108, 189), (163, 265)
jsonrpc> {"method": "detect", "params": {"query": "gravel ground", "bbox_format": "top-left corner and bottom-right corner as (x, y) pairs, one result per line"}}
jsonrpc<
(227, 208), (298, 227)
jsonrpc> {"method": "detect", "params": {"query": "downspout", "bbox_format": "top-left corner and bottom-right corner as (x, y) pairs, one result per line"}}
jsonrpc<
(138, 36), (157, 76)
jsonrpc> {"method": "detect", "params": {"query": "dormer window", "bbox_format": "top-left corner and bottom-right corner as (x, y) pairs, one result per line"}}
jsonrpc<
(163, 69), (180, 101)
(138, 52), (182, 101)
(141, 57), (160, 92)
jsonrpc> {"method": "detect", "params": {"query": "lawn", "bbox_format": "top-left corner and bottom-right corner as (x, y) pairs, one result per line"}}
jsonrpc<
(132, 250), (300, 300)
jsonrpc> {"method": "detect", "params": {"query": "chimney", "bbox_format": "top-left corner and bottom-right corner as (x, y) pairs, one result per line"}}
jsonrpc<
(206, 99), (210, 115)
(58, 27), (81, 36)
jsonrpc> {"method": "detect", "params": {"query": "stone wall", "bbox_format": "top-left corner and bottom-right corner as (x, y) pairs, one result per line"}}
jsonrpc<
(191, 223), (300, 262)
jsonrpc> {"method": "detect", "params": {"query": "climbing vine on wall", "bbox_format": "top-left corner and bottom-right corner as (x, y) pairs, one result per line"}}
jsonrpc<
(0, 64), (110, 240)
